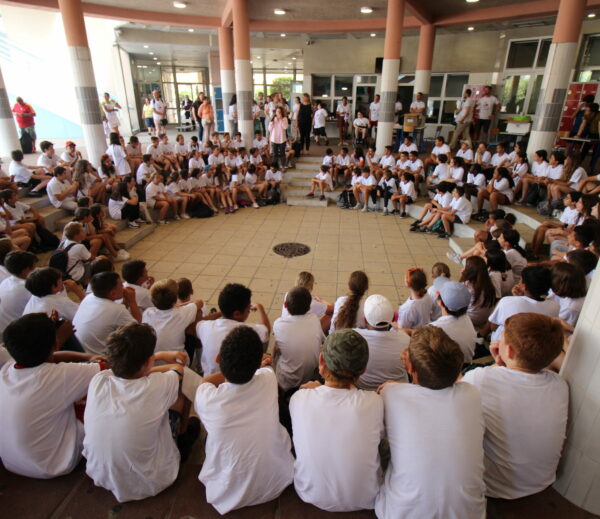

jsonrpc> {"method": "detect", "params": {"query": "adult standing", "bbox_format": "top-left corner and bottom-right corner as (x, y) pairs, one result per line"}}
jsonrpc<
(410, 92), (426, 115)
(12, 97), (36, 152)
(198, 97), (215, 146)
(450, 88), (475, 150)
(369, 94), (381, 139)
(336, 96), (350, 146)
(151, 90), (168, 136)
(142, 97), (155, 137)
(256, 92), (266, 134)
(269, 106), (289, 169)
(228, 94), (238, 135)
(291, 96), (301, 141)
(101, 93), (122, 135)
(297, 93), (313, 155)
(475, 86), (498, 145)
(192, 92), (205, 142)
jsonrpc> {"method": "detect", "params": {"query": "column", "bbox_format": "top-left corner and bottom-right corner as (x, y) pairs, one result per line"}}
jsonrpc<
(375, 0), (405, 155)
(413, 24), (436, 103)
(0, 68), (21, 157)
(58, 0), (105, 167)
(218, 26), (236, 136)
(231, 0), (253, 147)
(554, 254), (600, 514)
(527, 0), (586, 159)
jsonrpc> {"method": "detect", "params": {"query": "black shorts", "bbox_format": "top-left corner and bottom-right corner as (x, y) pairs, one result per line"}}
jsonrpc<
(18, 178), (41, 188)
(454, 215), (463, 224)
(314, 127), (327, 137)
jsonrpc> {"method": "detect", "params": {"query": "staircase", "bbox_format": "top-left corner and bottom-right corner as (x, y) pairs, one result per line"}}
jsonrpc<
(284, 156), (338, 207)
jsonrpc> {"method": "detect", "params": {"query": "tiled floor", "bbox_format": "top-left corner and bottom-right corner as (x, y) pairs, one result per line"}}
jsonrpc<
(128, 203), (463, 330)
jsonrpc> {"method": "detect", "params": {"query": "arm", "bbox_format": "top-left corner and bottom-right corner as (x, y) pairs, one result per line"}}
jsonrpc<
(251, 303), (271, 335)
(122, 286), (142, 323)
(64, 279), (86, 301)
(154, 350), (189, 366)
(199, 371), (227, 387)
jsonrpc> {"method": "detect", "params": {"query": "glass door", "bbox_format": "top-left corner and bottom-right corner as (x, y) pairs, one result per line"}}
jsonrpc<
(352, 75), (378, 119)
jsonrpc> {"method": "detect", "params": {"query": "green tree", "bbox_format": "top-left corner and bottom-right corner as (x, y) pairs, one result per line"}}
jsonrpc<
(269, 76), (293, 100)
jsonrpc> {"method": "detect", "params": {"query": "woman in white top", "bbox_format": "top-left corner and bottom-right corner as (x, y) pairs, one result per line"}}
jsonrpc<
(329, 271), (368, 335)
(106, 132), (131, 177)
(474, 142), (491, 167)
(499, 229), (528, 283)
(510, 151), (529, 181)
(548, 154), (587, 202)
(101, 92), (121, 134)
(446, 156), (466, 185)
(549, 262), (587, 327)
(72, 160), (105, 203)
(476, 166), (514, 214)
(516, 149), (549, 202)
(291, 96), (301, 141)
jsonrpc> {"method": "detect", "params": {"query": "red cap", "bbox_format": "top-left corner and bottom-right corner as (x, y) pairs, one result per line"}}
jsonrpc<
(66, 141), (76, 147)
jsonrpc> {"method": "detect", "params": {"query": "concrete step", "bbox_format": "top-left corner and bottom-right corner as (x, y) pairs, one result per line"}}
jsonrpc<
(297, 156), (323, 164)
(38, 205), (69, 233)
(19, 195), (51, 211)
(285, 171), (317, 180)
(55, 215), (129, 232)
(288, 162), (320, 171)
(286, 188), (340, 200)
(449, 237), (473, 258)
(116, 224), (156, 249)
(286, 195), (328, 207)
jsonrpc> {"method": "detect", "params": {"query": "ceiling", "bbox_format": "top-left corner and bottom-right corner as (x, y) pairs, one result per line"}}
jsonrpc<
(87, 0), (226, 17)
(247, 0), (388, 20)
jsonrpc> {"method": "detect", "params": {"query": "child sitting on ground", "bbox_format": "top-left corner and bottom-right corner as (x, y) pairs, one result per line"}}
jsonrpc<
(196, 283), (270, 375)
(84, 322), (199, 502)
(375, 325), (486, 519)
(330, 270), (369, 334)
(0, 313), (101, 478)
(194, 326), (294, 515)
(0, 250), (38, 334)
(273, 286), (325, 393)
(548, 262), (587, 327)
(463, 313), (568, 499)
(398, 268), (437, 329)
(290, 329), (384, 512)
(121, 259), (154, 312)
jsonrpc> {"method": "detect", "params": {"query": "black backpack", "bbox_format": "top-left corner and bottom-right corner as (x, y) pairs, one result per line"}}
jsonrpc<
(189, 202), (214, 218)
(20, 132), (33, 154)
(48, 243), (77, 279)
(265, 187), (281, 205)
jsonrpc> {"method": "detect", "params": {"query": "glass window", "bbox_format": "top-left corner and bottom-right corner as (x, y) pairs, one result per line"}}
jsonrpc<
(398, 74), (415, 84)
(313, 75), (331, 97)
(426, 100), (440, 124)
(536, 40), (551, 68)
(583, 36), (600, 68)
(429, 75), (444, 97)
(176, 70), (203, 83)
(335, 76), (353, 97)
(578, 69), (600, 82)
(441, 100), (460, 124)
(501, 75), (530, 114)
(355, 75), (377, 84)
(161, 69), (175, 82)
(506, 40), (538, 69)
(527, 75), (544, 115)
(445, 74), (469, 97)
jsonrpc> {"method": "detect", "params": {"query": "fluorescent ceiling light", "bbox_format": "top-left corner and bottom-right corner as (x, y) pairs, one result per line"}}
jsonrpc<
(153, 57), (157, 60)
(467, 26), (474, 31)
(149, 52), (154, 55)
(280, 33), (286, 37)
(157, 62), (161, 64)
(370, 33), (376, 37)
(466, 0), (479, 3)
(188, 28), (194, 32)
(274, 8), (286, 15)
(292, 57), (296, 60)
(173, 1), (187, 8)
(341, 87), (348, 90)
(143, 45), (149, 48)
(588, 13), (596, 18)
(360, 6), (373, 14)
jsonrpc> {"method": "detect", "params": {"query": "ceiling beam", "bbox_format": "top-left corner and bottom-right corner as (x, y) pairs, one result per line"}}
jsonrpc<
(221, 0), (233, 27)
(248, 16), (421, 33)
(405, 0), (433, 25)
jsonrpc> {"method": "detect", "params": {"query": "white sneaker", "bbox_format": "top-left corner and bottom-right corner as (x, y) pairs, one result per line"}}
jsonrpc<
(182, 214), (191, 219)
(353, 204), (362, 210)
(128, 221), (140, 229)
(252, 202), (259, 209)
(446, 251), (463, 265)
(361, 206), (368, 212)
(134, 218), (145, 224)
(174, 214), (181, 221)
(382, 208), (389, 216)
(158, 219), (168, 225)
(115, 249), (130, 261)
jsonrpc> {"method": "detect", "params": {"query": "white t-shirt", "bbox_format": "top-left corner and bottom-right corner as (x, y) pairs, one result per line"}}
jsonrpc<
(493, 177), (514, 201)
(547, 294), (585, 327)
(477, 95), (498, 120)
(83, 370), (180, 502)
(265, 169), (282, 183)
(136, 162), (155, 184)
(450, 166), (465, 184)
(376, 381), (486, 519)
(336, 102), (350, 120)
(313, 108), (327, 129)
(491, 152), (509, 168)
(399, 143), (418, 153)
(379, 176), (398, 194)
(467, 172), (487, 189)
(476, 150), (492, 166)
(399, 180), (417, 198)
(410, 100), (426, 113)
(0, 361), (99, 478)
(151, 98), (166, 119)
(273, 313), (324, 392)
(408, 159), (424, 174)
(197, 318), (269, 376)
(195, 368), (294, 515)
(9, 161), (33, 183)
(330, 295), (366, 334)
(456, 97), (476, 123)
(6, 201), (31, 224)
(23, 292), (79, 321)
(504, 248), (527, 282)
(322, 155), (334, 167)
(290, 385), (384, 511)
(431, 163), (449, 180)
(398, 294), (437, 329)
(316, 171), (334, 190)
(569, 167), (586, 189)
(456, 148), (474, 162)
(511, 162), (529, 179)
(489, 269), (515, 299)
(560, 206), (579, 226)
(369, 101), (380, 121)
(547, 164), (563, 180)
(432, 144), (451, 157)
(355, 328), (409, 391)
(37, 153), (60, 171)
(145, 182), (166, 208)
(253, 137), (268, 150)
(488, 295), (560, 342)
(379, 154), (396, 169)
(451, 196), (473, 223)
(73, 295), (136, 355)
(47, 177), (75, 208)
(354, 116), (370, 128)
(0, 276), (31, 334)
(532, 160), (549, 178)
(61, 239), (91, 283)
(106, 144), (131, 176)
(430, 314), (477, 362)
(108, 197), (126, 220)
(463, 366), (568, 499)
(335, 154), (351, 166)
(142, 303), (197, 354)
(188, 156), (205, 171)
(122, 282), (152, 312)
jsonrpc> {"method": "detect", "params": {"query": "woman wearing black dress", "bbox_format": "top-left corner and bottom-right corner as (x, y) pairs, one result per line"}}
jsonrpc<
(297, 93), (314, 154)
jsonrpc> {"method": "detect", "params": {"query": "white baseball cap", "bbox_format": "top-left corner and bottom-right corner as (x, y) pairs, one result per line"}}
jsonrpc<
(364, 294), (394, 328)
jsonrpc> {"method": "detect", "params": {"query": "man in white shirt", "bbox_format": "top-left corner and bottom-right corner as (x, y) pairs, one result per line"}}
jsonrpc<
(0, 251), (37, 335)
(450, 88), (475, 149)
(376, 325), (486, 519)
(151, 90), (167, 135)
(430, 280), (477, 362)
(369, 94), (381, 138)
(290, 329), (384, 512)
(196, 283), (269, 375)
(410, 92), (426, 115)
(355, 294), (409, 390)
(463, 313), (568, 499)
(475, 85), (498, 144)
(336, 96), (351, 146)
(424, 136), (451, 174)
(73, 272), (140, 356)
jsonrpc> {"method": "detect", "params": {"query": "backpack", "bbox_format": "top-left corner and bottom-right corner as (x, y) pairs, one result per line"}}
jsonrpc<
(523, 183), (547, 206)
(337, 190), (355, 208)
(189, 202), (214, 218)
(20, 132), (33, 154)
(35, 225), (60, 251)
(48, 243), (78, 279)
(265, 187), (281, 205)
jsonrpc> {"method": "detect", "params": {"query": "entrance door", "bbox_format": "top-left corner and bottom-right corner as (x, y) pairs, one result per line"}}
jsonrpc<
(352, 75), (378, 119)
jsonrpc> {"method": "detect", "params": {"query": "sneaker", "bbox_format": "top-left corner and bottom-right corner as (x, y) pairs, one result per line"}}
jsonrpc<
(419, 226), (429, 233)
(353, 203), (362, 210)
(28, 191), (43, 198)
(134, 218), (145, 224)
(174, 214), (181, 221)
(234, 204), (239, 210)
(382, 208), (389, 215)
(391, 209), (400, 215)
(181, 214), (191, 219)
(158, 219), (168, 225)
(437, 232), (450, 239)
(410, 219), (421, 228)
(409, 226), (419, 232)
(306, 192), (315, 198)
(361, 206), (368, 212)
(252, 202), (259, 208)
(319, 195), (325, 201)
(400, 211), (407, 218)
(127, 221), (140, 229)
(446, 251), (463, 265)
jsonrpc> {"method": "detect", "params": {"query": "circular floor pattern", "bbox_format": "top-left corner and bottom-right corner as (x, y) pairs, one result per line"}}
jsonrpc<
(272, 242), (311, 258)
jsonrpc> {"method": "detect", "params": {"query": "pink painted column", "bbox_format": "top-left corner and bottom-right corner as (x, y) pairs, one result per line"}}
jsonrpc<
(527, 0), (585, 159)
(231, 0), (253, 146)
(58, 0), (105, 166)
(414, 24), (436, 104)
(218, 26), (236, 136)
(375, 0), (405, 155)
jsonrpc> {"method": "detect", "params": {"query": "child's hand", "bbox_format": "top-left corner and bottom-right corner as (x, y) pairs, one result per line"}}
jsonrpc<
(260, 353), (272, 367)
(89, 355), (108, 364)
(489, 341), (506, 367)
(511, 283), (525, 296)
(64, 279), (78, 291)
(122, 286), (136, 303)
(194, 299), (204, 310)
(376, 380), (399, 394)
(168, 351), (189, 366)
(300, 380), (321, 389)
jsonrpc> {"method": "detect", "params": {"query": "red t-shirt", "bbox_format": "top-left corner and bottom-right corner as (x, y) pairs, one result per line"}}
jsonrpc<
(13, 103), (35, 128)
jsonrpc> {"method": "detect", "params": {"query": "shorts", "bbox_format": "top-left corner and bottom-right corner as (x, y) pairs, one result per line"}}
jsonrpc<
(404, 196), (413, 204)
(168, 409), (182, 440)
(20, 125), (36, 140)
(18, 178), (41, 189)
(145, 117), (155, 128)
(454, 215), (463, 224)
(314, 127), (327, 137)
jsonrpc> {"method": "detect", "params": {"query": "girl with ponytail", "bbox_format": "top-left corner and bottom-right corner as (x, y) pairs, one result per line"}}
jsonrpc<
(330, 270), (369, 333)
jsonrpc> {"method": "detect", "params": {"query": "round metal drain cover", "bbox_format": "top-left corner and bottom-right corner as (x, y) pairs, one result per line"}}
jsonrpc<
(273, 242), (311, 258)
